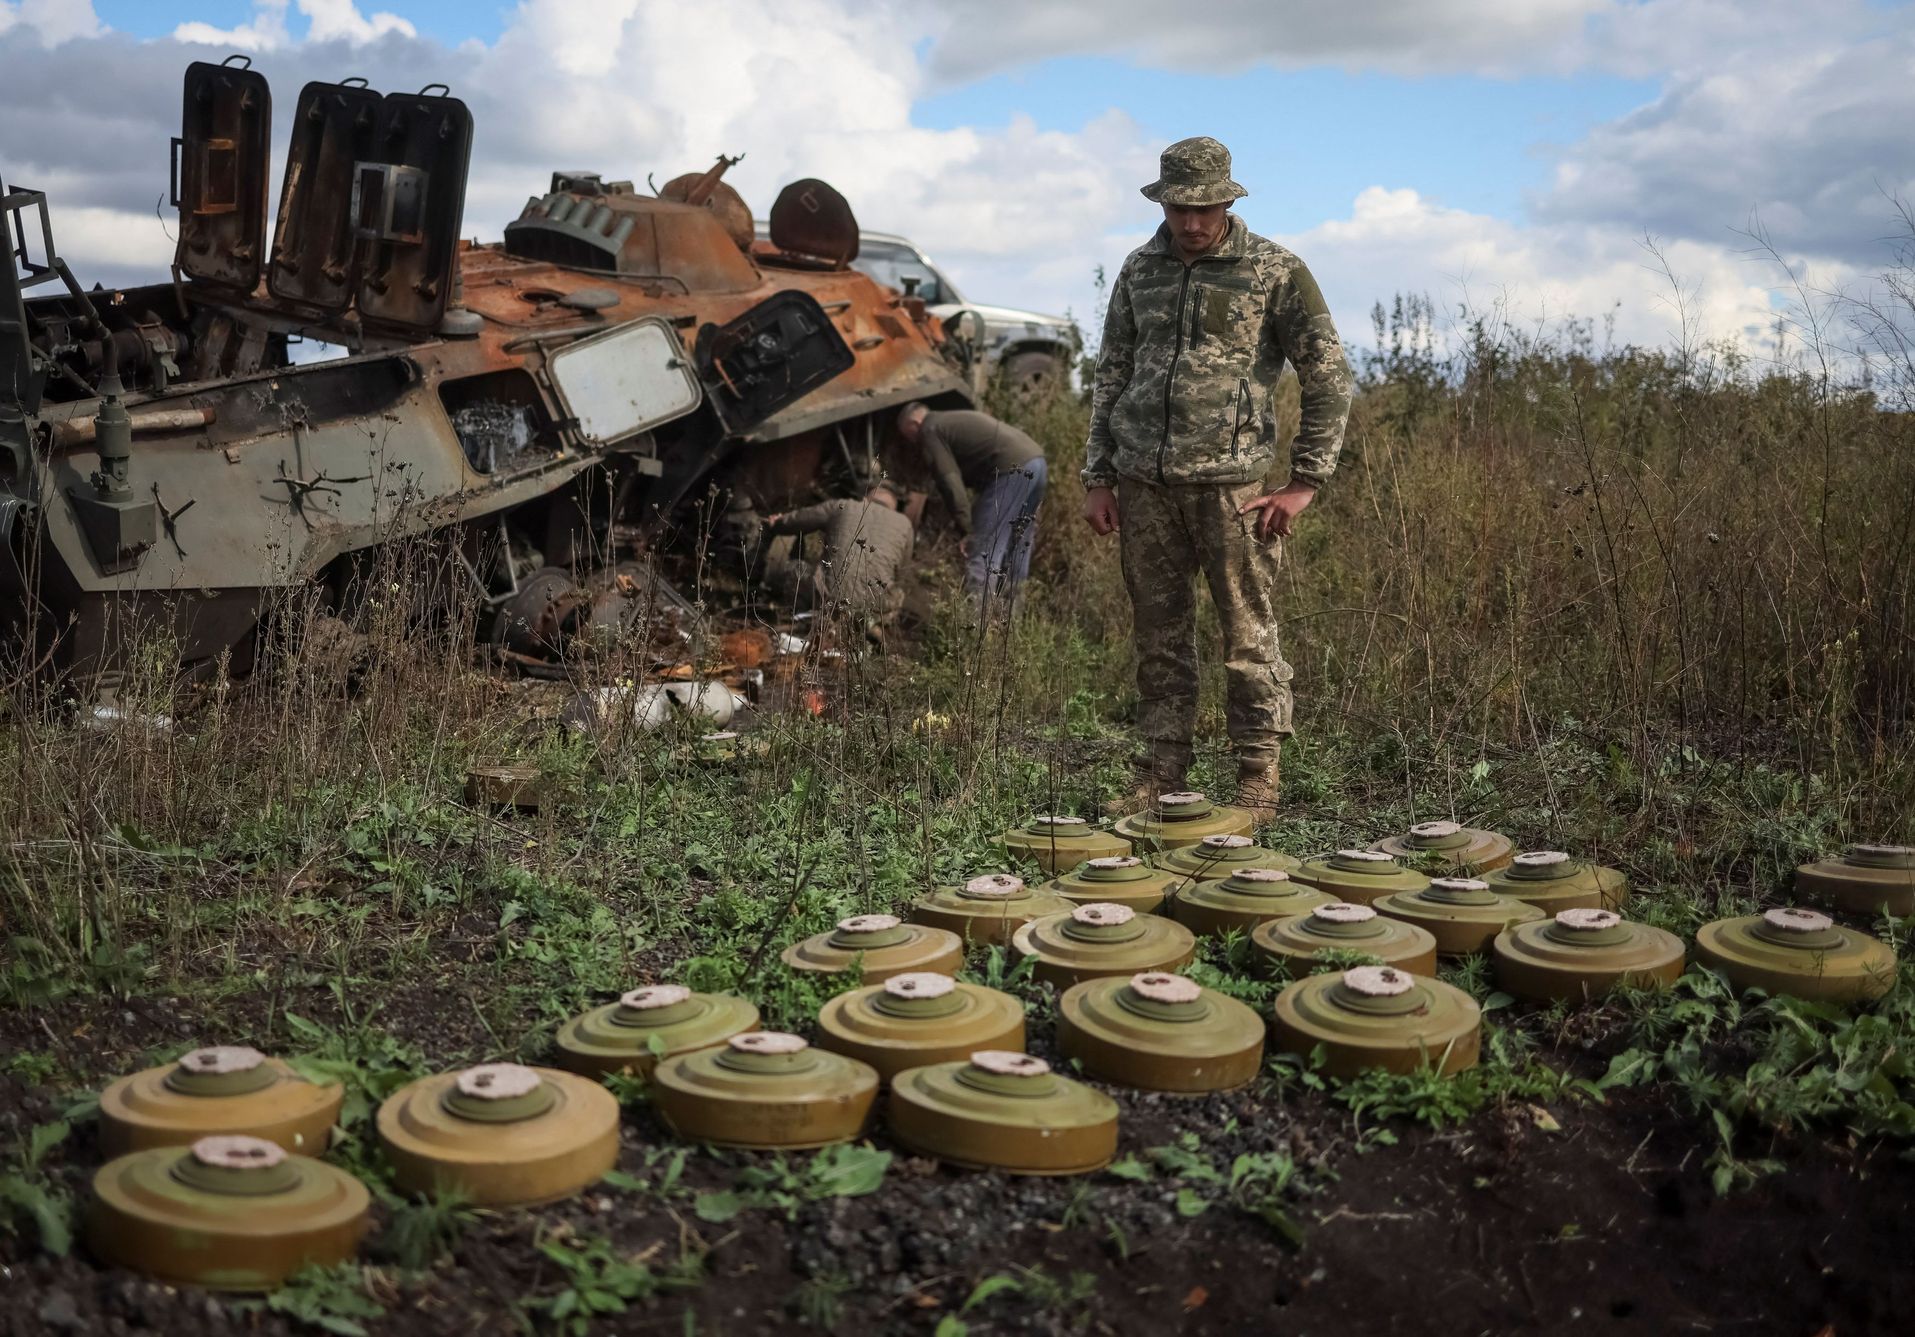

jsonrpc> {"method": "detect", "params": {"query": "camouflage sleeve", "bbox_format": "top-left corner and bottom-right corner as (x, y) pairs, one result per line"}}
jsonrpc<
(1264, 258), (1352, 486)
(1082, 259), (1136, 489)
(770, 501), (837, 535)
(918, 421), (973, 533)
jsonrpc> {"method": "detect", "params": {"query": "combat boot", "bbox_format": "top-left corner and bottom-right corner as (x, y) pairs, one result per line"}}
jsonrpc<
(1235, 756), (1281, 821)
(1103, 745), (1190, 818)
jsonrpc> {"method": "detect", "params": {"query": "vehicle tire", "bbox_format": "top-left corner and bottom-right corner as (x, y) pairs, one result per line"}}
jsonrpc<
(997, 349), (1065, 400)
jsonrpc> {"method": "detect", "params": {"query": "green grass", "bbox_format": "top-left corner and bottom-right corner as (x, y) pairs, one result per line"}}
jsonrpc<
(2, 285), (1914, 1329)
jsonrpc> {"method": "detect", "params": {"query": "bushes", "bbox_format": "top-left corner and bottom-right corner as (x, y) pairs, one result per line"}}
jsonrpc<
(1003, 280), (1915, 834)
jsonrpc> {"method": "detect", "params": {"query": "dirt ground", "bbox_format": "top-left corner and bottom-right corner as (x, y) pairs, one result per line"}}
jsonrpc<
(4, 971), (1910, 1337)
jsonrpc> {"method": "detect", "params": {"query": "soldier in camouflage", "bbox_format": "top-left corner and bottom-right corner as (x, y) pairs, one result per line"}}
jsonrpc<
(1083, 136), (1352, 817)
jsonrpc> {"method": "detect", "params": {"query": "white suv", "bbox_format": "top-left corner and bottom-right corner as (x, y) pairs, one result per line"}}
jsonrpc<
(757, 221), (1080, 392)
(853, 231), (1080, 392)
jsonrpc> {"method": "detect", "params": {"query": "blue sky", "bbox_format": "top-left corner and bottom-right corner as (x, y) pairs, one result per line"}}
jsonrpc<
(92, 0), (1658, 226)
(8, 1), (1913, 358)
(95, 0), (511, 46)
(916, 61), (1660, 230)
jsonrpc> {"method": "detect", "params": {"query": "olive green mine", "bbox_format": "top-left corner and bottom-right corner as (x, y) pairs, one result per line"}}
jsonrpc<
(887, 1052), (1119, 1175)
(1251, 902), (1440, 977)
(1693, 907), (1897, 1004)
(1011, 902), (1197, 988)
(1271, 966), (1482, 1079)
(1492, 909), (1686, 1003)
(1057, 972), (1265, 1092)
(1794, 844), (1915, 918)
(1373, 876), (1546, 956)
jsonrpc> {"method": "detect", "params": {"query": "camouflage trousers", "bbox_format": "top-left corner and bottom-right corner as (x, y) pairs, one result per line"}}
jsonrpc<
(1118, 477), (1294, 771)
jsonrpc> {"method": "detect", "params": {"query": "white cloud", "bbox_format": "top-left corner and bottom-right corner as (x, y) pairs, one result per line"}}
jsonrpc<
(0, 0), (103, 44)
(907, 0), (1915, 345)
(1580, 0), (1894, 81)
(924, 0), (1606, 82)
(4, 0), (1891, 362)
(1275, 185), (1804, 357)
(41, 204), (177, 273)
(918, 0), (1897, 87)
(300, 0), (416, 44)
(1536, 19), (1915, 269)
(505, 0), (641, 79)
(0, 0), (1153, 323)
(174, 0), (415, 52)
(174, 0), (290, 50)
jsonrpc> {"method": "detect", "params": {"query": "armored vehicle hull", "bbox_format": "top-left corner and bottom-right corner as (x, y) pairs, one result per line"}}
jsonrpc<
(0, 59), (972, 681)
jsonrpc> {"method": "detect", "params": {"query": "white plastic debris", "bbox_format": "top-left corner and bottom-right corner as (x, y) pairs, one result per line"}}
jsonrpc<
(561, 684), (672, 737)
(661, 680), (747, 723)
(561, 680), (748, 738)
(84, 703), (174, 733)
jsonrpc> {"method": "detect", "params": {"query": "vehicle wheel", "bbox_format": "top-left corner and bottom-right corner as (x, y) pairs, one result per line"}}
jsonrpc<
(997, 350), (1065, 400)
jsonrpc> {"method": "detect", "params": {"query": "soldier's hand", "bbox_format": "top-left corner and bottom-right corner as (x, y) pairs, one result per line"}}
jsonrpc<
(1083, 485), (1120, 536)
(958, 535), (973, 558)
(1239, 481), (1317, 541)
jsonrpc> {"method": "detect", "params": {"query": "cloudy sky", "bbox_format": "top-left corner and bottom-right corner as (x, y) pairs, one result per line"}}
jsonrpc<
(2, 0), (1910, 361)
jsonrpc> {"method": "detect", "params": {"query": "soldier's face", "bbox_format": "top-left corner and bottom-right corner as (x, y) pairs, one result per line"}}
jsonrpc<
(1163, 203), (1230, 256)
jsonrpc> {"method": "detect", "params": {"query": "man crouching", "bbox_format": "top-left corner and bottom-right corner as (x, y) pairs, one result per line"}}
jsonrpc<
(762, 484), (915, 635)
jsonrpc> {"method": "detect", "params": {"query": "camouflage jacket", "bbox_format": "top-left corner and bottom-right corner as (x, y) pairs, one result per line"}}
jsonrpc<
(1083, 216), (1352, 490)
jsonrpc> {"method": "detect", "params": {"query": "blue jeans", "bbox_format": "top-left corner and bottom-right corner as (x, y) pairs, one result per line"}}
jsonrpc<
(965, 457), (1048, 602)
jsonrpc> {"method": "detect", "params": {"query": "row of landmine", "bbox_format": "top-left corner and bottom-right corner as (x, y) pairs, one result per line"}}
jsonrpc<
(79, 804), (1907, 1290)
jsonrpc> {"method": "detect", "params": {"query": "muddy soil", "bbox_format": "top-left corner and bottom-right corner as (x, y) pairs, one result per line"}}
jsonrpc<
(3, 979), (1910, 1337)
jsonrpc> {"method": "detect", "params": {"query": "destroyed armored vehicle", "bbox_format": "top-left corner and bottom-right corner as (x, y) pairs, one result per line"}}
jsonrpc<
(0, 57), (973, 681)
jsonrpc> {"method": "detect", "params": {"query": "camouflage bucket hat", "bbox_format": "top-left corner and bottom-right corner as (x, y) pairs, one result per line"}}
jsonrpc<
(1140, 136), (1248, 206)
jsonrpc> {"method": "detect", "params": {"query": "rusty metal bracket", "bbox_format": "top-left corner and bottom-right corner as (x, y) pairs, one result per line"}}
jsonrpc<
(151, 483), (196, 558)
(272, 459), (367, 525)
